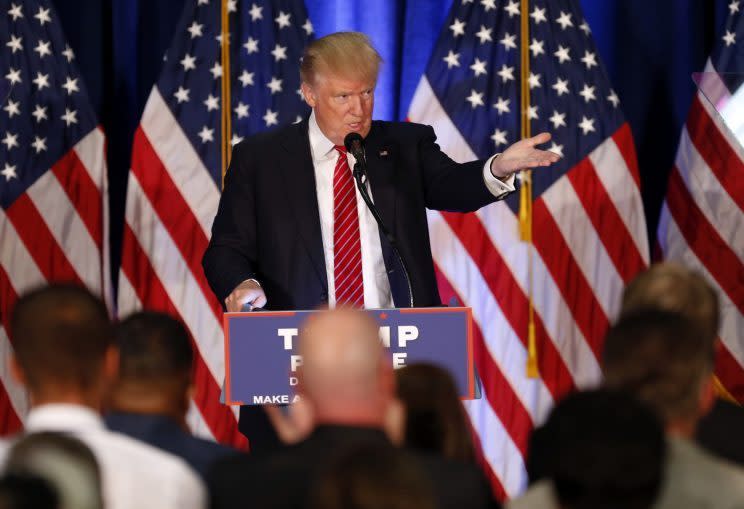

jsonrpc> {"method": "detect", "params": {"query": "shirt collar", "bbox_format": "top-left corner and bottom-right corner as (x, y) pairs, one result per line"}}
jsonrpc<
(25, 404), (104, 433)
(308, 111), (338, 163)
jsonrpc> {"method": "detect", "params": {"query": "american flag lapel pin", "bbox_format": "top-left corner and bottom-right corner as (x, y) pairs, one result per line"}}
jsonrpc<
(379, 149), (389, 157)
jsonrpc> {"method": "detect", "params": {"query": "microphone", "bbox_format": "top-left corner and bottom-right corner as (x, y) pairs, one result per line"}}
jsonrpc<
(342, 132), (415, 308)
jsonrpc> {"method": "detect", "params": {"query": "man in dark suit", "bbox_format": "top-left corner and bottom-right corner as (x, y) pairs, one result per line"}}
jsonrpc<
(104, 311), (236, 480)
(208, 308), (498, 509)
(202, 31), (558, 446)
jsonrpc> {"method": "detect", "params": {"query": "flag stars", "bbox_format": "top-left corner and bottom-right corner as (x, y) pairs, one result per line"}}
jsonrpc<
(465, 89), (484, 108)
(5, 68), (21, 85)
(1, 163), (17, 181)
(579, 20), (591, 35)
(527, 105), (539, 120)
(204, 94), (219, 111)
(263, 109), (278, 126)
(271, 44), (287, 62)
(730, 1), (740, 14)
(266, 76), (283, 94)
(34, 40), (51, 58)
(8, 3), (23, 21)
(1, 132), (19, 150)
(475, 25), (492, 44)
(579, 84), (596, 102)
(62, 45), (74, 62)
(528, 72), (541, 89)
(554, 45), (571, 63)
(529, 38), (545, 57)
(500, 33), (517, 51)
(249, 3), (263, 20)
(274, 11), (291, 29)
(581, 50), (598, 69)
(491, 128), (508, 147)
(497, 64), (515, 82)
(548, 142), (564, 158)
(197, 126), (214, 143)
(442, 50), (460, 68)
(480, 0), (496, 11)
(579, 116), (595, 134)
(493, 97), (510, 115)
(555, 11), (574, 30)
(180, 53), (196, 71)
(549, 110), (566, 129)
(234, 102), (249, 119)
(7, 34), (22, 53)
(210, 63), (222, 79)
(449, 18), (465, 37)
(504, 0), (520, 17)
(244, 37), (259, 54)
(231, 134), (244, 146)
(197, 0), (208, 5)
(31, 136), (47, 153)
(187, 21), (203, 38)
(552, 77), (569, 96)
(31, 105), (47, 122)
(34, 6), (51, 25)
(62, 77), (79, 94)
(238, 70), (254, 86)
(4, 99), (20, 118)
(174, 86), (190, 103)
(608, 90), (620, 108)
(723, 30), (736, 47)
(32, 72), (50, 90)
(302, 19), (314, 35)
(61, 108), (77, 126)
(226, 0), (237, 12)
(530, 6), (547, 24)
(470, 58), (487, 77)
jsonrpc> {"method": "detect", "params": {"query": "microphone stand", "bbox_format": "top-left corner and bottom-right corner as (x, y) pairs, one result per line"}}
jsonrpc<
(351, 159), (415, 308)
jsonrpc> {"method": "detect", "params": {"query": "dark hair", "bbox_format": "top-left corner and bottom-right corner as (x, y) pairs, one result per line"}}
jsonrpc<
(115, 311), (193, 384)
(10, 285), (111, 391)
(527, 389), (665, 509)
(0, 473), (58, 509)
(603, 309), (714, 423)
(395, 363), (475, 463)
(309, 443), (435, 509)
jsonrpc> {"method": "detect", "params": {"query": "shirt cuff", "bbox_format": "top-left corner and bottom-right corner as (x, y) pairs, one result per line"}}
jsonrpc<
(483, 155), (516, 198)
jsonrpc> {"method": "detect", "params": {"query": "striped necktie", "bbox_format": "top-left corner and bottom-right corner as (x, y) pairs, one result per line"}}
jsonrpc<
(333, 145), (364, 307)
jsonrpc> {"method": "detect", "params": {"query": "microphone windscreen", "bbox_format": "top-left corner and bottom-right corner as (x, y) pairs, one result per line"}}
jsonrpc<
(344, 132), (364, 157)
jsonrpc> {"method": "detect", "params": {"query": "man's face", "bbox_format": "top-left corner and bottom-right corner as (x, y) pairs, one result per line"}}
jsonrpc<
(302, 72), (375, 146)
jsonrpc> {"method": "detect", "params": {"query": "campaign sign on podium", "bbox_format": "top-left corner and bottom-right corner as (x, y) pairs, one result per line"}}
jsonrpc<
(223, 307), (475, 406)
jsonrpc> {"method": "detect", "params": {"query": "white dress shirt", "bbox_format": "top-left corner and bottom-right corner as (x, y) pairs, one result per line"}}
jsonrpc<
(307, 112), (515, 308)
(9, 404), (207, 509)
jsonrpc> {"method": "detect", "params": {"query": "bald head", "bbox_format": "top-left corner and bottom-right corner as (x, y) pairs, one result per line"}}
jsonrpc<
(297, 309), (393, 425)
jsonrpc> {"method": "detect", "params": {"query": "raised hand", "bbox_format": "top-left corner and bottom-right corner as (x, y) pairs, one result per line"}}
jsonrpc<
(490, 132), (561, 179)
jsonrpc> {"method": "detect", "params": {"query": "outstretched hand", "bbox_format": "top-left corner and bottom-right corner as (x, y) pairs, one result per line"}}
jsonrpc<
(490, 132), (561, 179)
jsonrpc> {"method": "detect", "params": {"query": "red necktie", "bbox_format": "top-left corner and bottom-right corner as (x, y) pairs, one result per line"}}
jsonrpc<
(333, 145), (364, 307)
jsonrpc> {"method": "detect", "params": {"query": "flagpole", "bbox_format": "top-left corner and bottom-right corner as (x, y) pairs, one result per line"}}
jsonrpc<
(519, 0), (538, 378)
(220, 0), (232, 190)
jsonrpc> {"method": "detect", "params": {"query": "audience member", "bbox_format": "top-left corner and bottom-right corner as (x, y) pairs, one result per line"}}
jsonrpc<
(208, 308), (498, 509)
(603, 309), (744, 507)
(309, 443), (436, 509)
(104, 311), (236, 479)
(395, 363), (475, 463)
(510, 389), (665, 509)
(619, 262), (744, 465)
(8, 284), (206, 509)
(0, 473), (58, 509)
(4, 431), (102, 509)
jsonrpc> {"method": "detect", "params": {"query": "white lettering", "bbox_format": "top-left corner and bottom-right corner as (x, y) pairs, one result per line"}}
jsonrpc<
(379, 326), (391, 348)
(398, 326), (418, 347)
(277, 328), (299, 350)
(392, 352), (407, 369)
(289, 376), (298, 386)
(290, 355), (303, 372)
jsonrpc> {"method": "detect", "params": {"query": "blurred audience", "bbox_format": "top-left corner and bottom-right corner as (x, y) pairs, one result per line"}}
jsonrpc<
(308, 443), (436, 509)
(4, 431), (102, 509)
(208, 308), (497, 509)
(511, 389), (665, 509)
(619, 262), (744, 466)
(104, 311), (235, 479)
(8, 284), (206, 509)
(603, 309), (744, 507)
(0, 473), (58, 509)
(395, 363), (476, 463)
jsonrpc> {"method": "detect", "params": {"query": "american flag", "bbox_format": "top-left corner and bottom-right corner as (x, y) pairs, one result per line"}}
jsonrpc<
(408, 0), (648, 499)
(117, 0), (312, 447)
(658, 1), (744, 404)
(0, 0), (109, 433)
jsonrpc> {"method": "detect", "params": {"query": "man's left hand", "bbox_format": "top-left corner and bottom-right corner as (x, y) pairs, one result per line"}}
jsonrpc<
(490, 132), (561, 179)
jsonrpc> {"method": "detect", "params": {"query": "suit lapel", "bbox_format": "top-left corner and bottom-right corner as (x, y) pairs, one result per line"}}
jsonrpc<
(364, 122), (397, 262)
(278, 121), (328, 293)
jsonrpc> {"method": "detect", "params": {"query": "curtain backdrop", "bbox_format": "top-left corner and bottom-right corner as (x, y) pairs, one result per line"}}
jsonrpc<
(51, 0), (728, 290)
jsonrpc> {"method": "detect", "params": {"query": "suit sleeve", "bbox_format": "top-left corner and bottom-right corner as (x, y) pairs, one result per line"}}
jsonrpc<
(417, 125), (510, 212)
(202, 142), (259, 304)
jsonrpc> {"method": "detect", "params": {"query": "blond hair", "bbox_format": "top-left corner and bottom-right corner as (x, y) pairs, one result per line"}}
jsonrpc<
(300, 32), (382, 85)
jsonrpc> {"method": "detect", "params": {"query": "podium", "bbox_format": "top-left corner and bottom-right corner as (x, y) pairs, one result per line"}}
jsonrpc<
(223, 307), (477, 406)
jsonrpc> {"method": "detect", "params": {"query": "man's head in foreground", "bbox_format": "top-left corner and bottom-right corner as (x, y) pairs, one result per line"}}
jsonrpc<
(300, 31), (381, 146)
(10, 284), (114, 409)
